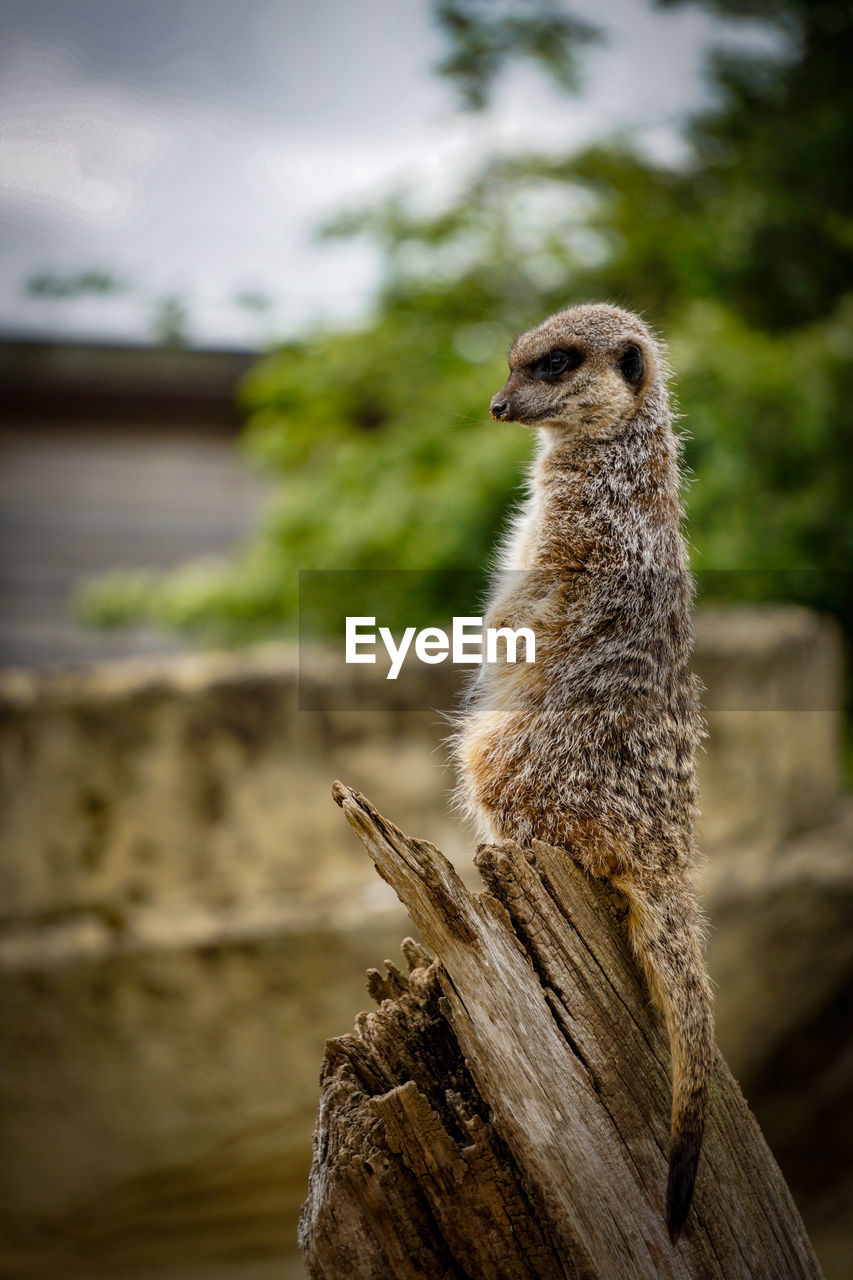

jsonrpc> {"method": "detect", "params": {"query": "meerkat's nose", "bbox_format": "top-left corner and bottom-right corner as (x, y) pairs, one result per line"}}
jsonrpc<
(490, 396), (510, 420)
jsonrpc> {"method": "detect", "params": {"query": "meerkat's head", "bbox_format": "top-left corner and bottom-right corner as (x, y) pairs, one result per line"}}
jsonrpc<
(490, 303), (662, 439)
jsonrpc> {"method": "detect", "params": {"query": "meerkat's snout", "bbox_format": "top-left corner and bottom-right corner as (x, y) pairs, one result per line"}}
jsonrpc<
(490, 392), (511, 421)
(489, 369), (537, 425)
(489, 338), (593, 429)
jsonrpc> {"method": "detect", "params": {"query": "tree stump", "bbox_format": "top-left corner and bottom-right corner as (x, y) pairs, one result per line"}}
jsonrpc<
(298, 783), (823, 1279)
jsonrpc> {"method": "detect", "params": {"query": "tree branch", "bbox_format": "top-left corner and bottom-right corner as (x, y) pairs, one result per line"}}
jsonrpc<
(299, 783), (823, 1279)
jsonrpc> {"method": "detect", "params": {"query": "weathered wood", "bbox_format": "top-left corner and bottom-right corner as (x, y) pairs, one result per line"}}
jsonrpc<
(299, 783), (823, 1280)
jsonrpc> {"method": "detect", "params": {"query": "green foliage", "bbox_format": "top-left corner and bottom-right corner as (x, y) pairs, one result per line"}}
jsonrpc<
(433, 0), (601, 110)
(150, 295), (190, 348)
(26, 270), (128, 298)
(80, 0), (853, 640)
(672, 299), (853, 623)
(79, 288), (534, 639)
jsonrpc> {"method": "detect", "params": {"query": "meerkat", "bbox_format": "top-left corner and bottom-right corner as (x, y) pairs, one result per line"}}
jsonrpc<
(452, 302), (714, 1242)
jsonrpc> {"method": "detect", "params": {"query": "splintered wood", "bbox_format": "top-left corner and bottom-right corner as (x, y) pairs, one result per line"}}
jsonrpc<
(298, 783), (823, 1280)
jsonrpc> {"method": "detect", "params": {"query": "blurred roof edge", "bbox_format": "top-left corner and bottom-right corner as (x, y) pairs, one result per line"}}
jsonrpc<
(0, 336), (259, 433)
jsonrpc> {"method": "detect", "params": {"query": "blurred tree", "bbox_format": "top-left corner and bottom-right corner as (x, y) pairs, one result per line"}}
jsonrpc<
(433, 0), (601, 109)
(26, 269), (128, 298)
(233, 289), (273, 316)
(79, 0), (853, 640)
(150, 295), (191, 348)
(22, 274), (274, 349)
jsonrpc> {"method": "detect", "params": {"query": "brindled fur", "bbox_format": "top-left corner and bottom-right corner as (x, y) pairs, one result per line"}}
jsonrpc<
(452, 303), (714, 1242)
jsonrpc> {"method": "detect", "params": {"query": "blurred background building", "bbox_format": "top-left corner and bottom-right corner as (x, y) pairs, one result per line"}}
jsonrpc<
(0, 1), (850, 1278)
(0, 340), (263, 666)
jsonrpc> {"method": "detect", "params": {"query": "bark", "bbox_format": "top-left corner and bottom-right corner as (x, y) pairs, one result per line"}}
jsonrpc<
(299, 782), (823, 1280)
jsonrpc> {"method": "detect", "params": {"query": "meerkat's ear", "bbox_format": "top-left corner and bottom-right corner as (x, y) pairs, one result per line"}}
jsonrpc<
(619, 342), (644, 389)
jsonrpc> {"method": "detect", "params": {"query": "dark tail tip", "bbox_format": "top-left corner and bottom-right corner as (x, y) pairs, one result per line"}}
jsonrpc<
(666, 1136), (701, 1243)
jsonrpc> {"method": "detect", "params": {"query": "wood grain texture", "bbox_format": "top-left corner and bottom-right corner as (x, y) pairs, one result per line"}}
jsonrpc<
(298, 783), (823, 1280)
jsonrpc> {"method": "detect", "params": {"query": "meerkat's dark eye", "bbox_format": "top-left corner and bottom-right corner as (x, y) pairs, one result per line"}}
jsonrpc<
(619, 343), (644, 388)
(532, 347), (583, 380)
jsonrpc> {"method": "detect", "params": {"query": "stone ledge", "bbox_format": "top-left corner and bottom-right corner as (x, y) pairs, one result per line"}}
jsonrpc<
(1, 799), (850, 1278)
(0, 606), (843, 931)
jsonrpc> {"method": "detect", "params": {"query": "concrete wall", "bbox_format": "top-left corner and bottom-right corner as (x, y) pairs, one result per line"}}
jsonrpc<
(0, 606), (842, 932)
(0, 605), (847, 1278)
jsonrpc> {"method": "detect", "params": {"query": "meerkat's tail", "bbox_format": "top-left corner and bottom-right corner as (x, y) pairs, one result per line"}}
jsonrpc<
(619, 878), (714, 1243)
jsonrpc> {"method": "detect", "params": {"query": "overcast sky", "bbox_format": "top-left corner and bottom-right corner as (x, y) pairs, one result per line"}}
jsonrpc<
(0, 0), (782, 348)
